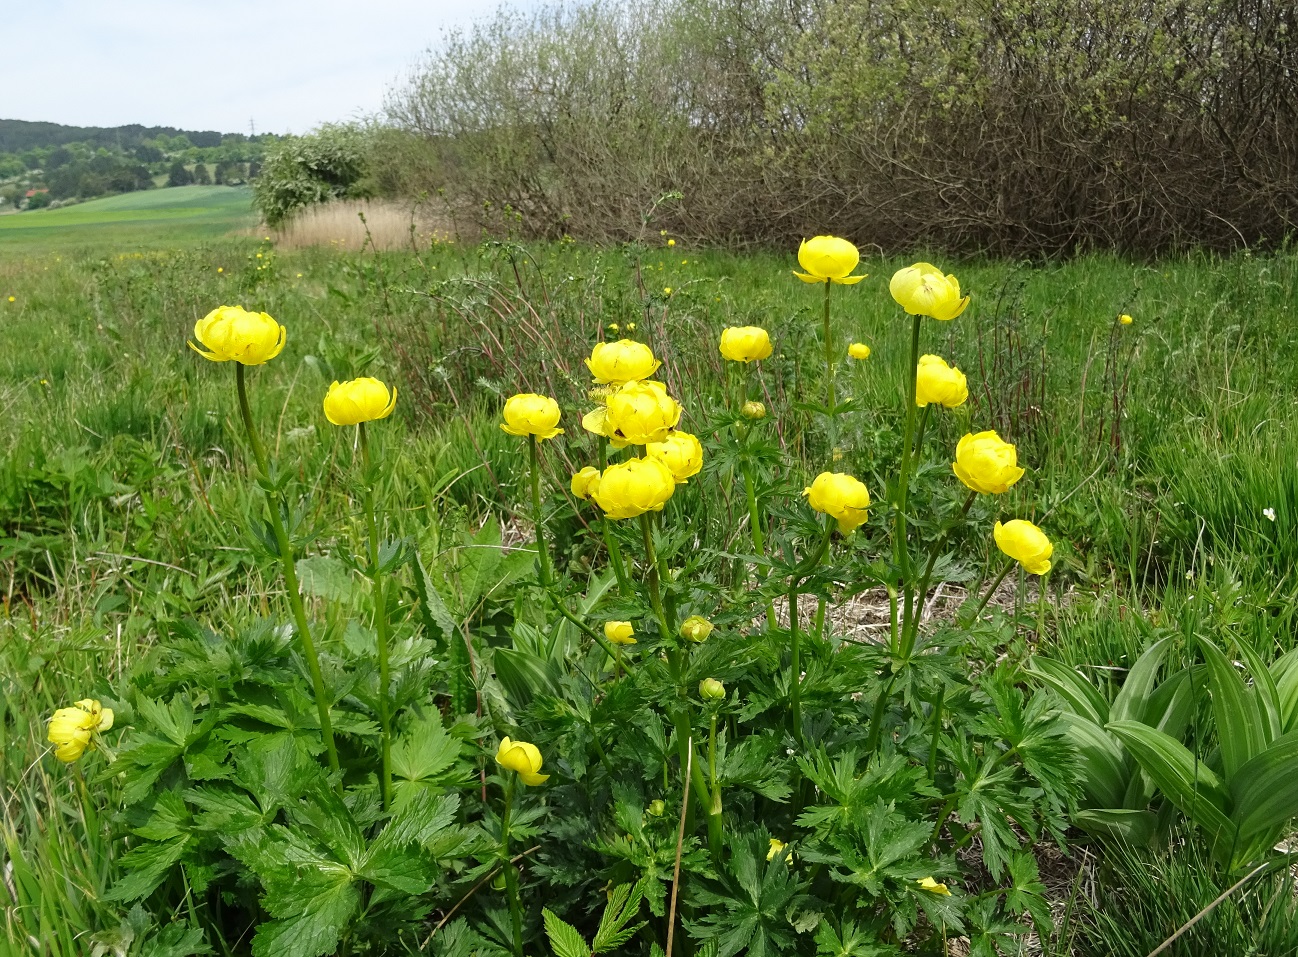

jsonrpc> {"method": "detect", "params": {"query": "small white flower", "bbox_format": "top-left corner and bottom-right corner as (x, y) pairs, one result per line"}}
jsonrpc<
(1264, 508), (1277, 522)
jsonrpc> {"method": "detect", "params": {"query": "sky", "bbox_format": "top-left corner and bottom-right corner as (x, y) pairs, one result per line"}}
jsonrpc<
(2, 0), (536, 135)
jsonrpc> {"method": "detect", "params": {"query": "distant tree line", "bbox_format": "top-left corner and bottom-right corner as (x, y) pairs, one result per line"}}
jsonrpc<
(0, 119), (277, 209)
(384, 0), (1298, 256)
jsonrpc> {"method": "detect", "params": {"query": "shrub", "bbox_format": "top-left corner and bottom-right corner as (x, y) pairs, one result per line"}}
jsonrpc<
(252, 124), (376, 227)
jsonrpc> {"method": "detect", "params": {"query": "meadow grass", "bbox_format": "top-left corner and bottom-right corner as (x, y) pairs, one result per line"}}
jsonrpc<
(0, 186), (257, 255)
(2, 233), (1298, 954)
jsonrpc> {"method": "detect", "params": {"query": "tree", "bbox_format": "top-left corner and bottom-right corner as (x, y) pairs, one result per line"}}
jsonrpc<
(192, 163), (211, 185)
(167, 161), (193, 187)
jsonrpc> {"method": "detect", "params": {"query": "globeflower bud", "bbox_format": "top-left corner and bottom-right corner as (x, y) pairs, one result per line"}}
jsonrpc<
(47, 699), (114, 763)
(889, 263), (970, 320)
(604, 380), (682, 445)
(189, 305), (286, 365)
(803, 472), (870, 534)
(719, 326), (773, 363)
(322, 377), (397, 426)
(494, 736), (550, 785)
(571, 466), (601, 500)
(1119, 313), (1133, 325)
(646, 430), (704, 483)
(953, 431), (1025, 494)
(591, 457), (676, 519)
(793, 236), (866, 285)
(586, 339), (661, 385)
(680, 615), (714, 643)
(994, 520), (1053, 575)
(741, 400), (767, 420)
(915, 355), (968, 408)
(848, 342), (871, 360)
(699, 678), (726, 701)
(648, 799), (666, 816)
(500, 393), (564, 440)
(604, 621), (636, 645)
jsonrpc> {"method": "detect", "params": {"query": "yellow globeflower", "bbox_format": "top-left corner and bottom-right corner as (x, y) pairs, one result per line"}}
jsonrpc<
(699, 678), (725, 700)
(1119, 313), (1134, 325)
(571, 466), (601, 500)
(994, 520), (1053, 575)
(322, 377), (397, 426)
(47, 699), (114, 763)
(719, 326), (773, 363)
(646, 430), (704, 483)
(915, 355), (968, 408)
(586, 339), (661, 385)
(591, 457), (676, 519)
(680, 616), (714, 643)
(767, 838), (793, 862)
(848, 342), (871, 360)
(189, 305), (286, 365)
(501, 393), (564, 440)
(495, 736), (549, 785)
(741, 400), (767, 420)
(605, 621), (636, 645)
(803, 472), (870, 534)
(794, 236), (866, 285)
(889, 263), (970, 320)
(604, 380), (682, 445)
(581, 406), (631, 449)
(953, 431), (1025, 494)
(917, 877), (952, 896)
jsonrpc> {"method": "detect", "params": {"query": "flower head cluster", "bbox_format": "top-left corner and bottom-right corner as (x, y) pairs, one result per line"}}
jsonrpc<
(47, 699), (114, 763)
(890, 263), (970, 320)
(501, 393), (564, 440)
(994, 520), (1053, 574)
(953, 431), (1024, 494)
(719, 326), (773, 363)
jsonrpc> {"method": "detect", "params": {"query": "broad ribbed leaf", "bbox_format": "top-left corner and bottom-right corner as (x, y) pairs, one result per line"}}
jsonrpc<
(1229, 730), (1298, 841)
(494, 646), (561, 707)
(1072, 808), (1158, 845)
(1057, 714), (1127, 808)
(1111, 637), (1170, 725)
(1275, 650), (1298, 732)
(1237, 641), (1282, 744)
(1028, 658), (1108, 725)
(1201, 639), (1266, 778)
(1148, 667), (1198, 741)
(1107, 720), (1234, 844)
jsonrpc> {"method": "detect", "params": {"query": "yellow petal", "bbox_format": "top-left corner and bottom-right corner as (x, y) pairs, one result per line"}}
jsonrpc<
(793, 271), (826, 284)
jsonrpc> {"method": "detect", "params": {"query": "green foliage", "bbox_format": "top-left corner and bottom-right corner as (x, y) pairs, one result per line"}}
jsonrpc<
(251, 124), (375, 227)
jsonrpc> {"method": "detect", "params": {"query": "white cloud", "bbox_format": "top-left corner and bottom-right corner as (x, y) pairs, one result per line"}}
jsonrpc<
(2, 0), (536, 133)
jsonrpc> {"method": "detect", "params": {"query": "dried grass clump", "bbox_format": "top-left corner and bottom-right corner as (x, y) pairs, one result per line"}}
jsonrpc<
(269, 200), (453, 251)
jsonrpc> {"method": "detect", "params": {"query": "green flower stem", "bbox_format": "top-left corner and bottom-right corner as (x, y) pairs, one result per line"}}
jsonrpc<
(358, 423), (393, 810)
(707, 712), (723, 861)
(927, 686), (944, 777)
(1037, 571), (1050, 639)
(822, 279), (835, 418)
(643, 514), (711, 823)
(500, 776), (525, 957)
(972, 561), (1016, 619)
(902, 490), (976, 657)
(528, 435), (554, 588)
(892, 314), (923, 655)
(235, 363), (341, 782)
(597, 439), (632, 596)
(788, 518), (834, 745)
(545, 591), (628, 670)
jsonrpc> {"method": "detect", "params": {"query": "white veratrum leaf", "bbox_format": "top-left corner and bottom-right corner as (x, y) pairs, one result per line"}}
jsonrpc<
(543, 908), (591, 957)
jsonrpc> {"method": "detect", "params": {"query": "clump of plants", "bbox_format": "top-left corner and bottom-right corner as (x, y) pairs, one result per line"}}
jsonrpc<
(47, 234), (1295, 957)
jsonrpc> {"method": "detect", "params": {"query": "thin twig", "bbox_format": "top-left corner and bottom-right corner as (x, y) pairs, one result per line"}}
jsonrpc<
(421, 845), (543, 948)
(665, 738), (693, 957)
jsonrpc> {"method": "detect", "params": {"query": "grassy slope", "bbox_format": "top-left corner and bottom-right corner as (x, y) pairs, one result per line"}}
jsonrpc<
(0, 185), (257, 253)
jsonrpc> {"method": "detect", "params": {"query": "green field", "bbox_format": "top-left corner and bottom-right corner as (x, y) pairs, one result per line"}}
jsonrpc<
(0, 185), (257, 253)
(4, 224), (1298, 956)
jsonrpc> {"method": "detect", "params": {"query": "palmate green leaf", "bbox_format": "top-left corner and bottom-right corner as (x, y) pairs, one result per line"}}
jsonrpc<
(813, 918), (896, 957)
(1201, 639), (1270, 778)
(543, 908), (591, 957)
(104, 836), (189, 902)
(1106, 720), (1235, 844)
(1110, 636), (1172, 725)
(1229, 730), (1298, 842)
(250, 864), (360, 957)
(391, 713), (462, 789)
(295, 555), (363, 605)
(591, 881), (647, 954)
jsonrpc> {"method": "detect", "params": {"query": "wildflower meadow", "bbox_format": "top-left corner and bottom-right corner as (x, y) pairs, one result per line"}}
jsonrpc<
(3, 231), (1298, 957)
